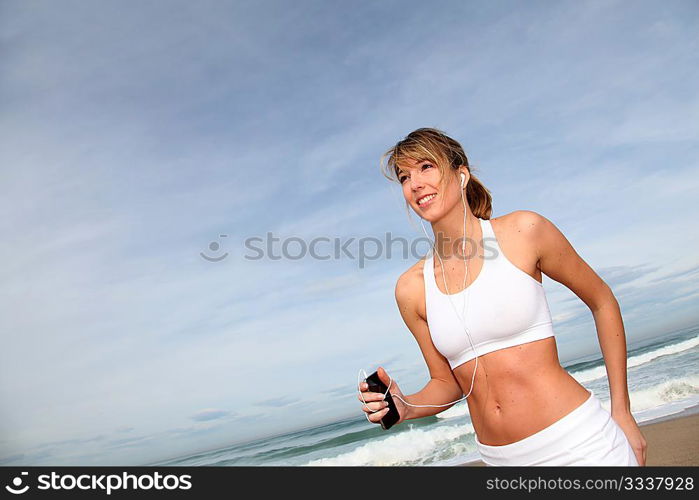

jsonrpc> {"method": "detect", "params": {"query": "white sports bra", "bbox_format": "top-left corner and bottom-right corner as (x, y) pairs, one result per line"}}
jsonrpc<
(423, 217), (555, 370)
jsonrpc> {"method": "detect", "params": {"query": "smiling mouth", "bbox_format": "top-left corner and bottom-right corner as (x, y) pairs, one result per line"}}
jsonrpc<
(417, 193), (437, 207)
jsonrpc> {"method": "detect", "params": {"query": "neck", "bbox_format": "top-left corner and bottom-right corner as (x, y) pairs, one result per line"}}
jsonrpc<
(430, 204), (480, 260)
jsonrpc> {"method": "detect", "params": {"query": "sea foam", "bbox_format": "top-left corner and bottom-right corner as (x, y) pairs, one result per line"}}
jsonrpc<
(304, 422), (475, 466)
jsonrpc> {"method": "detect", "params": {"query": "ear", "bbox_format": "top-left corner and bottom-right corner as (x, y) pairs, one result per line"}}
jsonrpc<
(460, 168), (470, 186)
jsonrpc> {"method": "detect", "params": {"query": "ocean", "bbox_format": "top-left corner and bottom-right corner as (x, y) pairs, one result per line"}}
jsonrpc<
(155, 324), (699, 466)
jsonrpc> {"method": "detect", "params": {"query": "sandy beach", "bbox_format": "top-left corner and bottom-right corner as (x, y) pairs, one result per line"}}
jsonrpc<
(460, 406), (699, 466)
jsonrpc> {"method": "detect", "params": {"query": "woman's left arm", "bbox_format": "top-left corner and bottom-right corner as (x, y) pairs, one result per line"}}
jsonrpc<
(517, 210), (648, 466)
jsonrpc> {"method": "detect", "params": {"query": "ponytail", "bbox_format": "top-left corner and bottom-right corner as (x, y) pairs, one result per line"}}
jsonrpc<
(465, 171), (492, 219)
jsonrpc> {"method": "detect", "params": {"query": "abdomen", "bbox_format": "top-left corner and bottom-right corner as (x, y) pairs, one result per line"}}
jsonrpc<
(453, 337), (591, 446)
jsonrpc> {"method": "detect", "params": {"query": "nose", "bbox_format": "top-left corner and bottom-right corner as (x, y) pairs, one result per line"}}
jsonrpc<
(409, 173), (424, 191)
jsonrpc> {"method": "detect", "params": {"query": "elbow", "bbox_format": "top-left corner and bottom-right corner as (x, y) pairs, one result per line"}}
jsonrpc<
(591, 283), (619, 313)
(433, 376), (464, 401)
(447, 380), (466, 402)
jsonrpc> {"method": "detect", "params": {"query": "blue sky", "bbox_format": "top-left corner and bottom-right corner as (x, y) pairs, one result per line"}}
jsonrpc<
(1, 0), (698, 465)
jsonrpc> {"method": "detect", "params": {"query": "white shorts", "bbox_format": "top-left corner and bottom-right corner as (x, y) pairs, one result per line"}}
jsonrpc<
(475, 390), (639, 466)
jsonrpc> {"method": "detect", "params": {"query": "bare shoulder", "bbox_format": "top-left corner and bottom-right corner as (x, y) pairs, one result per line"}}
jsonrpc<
(495, 211), (612, 310)
(491, 209), (550, 235)
(492, 210), (559, 248)
(395, 257), (427, 320)
(490, 210), (562, 274)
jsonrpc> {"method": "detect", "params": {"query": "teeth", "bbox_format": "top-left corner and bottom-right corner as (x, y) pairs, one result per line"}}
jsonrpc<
(418, 194), (436, 205)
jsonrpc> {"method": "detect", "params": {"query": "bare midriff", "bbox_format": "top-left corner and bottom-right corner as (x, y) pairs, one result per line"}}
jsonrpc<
(453, 336), (592, 446)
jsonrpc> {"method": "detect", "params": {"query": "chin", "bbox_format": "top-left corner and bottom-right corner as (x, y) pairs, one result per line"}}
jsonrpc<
(416, 207), (443, 222)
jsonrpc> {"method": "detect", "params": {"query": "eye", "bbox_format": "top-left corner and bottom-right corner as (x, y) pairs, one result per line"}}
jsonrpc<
(421, 163), (433, 170)
(398, 173), (408, 183)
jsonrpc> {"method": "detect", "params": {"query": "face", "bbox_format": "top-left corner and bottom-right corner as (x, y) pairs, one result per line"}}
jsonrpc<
(397, 157), (464, 221)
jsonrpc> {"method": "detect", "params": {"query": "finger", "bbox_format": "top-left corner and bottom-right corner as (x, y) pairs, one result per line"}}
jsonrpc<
(636, 448), (645, 466)
(368, 407), (390, 423)
(356, 392), (383, 406)
(358, 391), (386, 402)
(357, 382), (383, 396)
(377, 366), (392, 386)
(358, 387), (378, 398)
(358, 386), (384, 399)
(361, 401), (389, 413)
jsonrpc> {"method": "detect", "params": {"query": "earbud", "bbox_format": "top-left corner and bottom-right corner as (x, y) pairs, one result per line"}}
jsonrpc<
(460, 173), (466, 187)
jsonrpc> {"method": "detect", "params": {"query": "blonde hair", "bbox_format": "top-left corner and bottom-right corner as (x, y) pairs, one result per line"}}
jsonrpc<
(380, 127), (492, 219)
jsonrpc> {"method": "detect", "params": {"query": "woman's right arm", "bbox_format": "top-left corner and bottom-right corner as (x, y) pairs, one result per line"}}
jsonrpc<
(393, 268), (464, 420)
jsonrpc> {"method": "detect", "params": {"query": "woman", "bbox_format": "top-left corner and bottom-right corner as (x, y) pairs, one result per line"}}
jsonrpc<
(357, 128), (647, 466)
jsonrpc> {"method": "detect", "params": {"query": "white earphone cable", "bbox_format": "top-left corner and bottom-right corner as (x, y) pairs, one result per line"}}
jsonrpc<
(357, 172), (481, 414)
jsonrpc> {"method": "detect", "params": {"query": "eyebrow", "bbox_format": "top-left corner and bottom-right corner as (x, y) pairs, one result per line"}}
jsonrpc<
(397, 159), (431, 173)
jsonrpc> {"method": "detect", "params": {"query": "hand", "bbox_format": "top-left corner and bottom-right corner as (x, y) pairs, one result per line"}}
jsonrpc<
(612, 410), (647, 466)
(357, 367), (408, 426)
